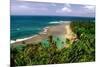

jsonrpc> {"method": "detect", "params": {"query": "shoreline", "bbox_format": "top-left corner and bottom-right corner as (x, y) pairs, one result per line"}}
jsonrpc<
(10, 35), (38, 44)
(11, 21), (72, 47)
(10, 26), (50, 44)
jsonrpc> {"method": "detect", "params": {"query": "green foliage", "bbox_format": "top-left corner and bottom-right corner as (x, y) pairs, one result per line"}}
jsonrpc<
(11, 20), (95, 66)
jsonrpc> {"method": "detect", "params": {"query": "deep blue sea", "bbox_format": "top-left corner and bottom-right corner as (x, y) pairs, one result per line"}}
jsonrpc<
(11, 16), (95, 40)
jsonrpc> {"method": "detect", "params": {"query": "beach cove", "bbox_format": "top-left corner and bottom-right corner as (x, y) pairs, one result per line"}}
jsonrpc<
(11, 21), (77, 48)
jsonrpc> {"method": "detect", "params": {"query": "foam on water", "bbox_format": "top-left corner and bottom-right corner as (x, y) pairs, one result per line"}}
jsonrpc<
(10, 35), (38, 44)
(16, 28), (20, 31)
(11, 16), (94, 41)
(49, 21), (71, 24)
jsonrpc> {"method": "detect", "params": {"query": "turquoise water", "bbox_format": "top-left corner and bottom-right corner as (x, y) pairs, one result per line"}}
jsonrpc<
(11, 15), (95, 40)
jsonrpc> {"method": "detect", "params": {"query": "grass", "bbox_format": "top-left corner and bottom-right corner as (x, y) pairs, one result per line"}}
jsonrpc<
(11, 20), (95, 66)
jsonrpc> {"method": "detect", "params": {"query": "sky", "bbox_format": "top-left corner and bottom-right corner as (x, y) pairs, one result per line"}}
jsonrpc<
(11, 0), (95, 17)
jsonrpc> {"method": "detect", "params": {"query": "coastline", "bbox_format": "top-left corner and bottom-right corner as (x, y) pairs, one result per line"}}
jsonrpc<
(11, 35), (38, 44)
(11, 21), (73, 47)
(11, 26), (50, 43)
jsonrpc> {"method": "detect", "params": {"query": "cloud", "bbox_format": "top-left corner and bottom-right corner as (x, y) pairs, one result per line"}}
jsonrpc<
(20, 0), (95, 5)
(18, 5), (30, 9)
(11, 4), (32, 11)
(56, 7), (72, 13)
(32, 7), (48, 11)
(65, 3), (71, 7)
(11, 2), (49, 11)
(84, 5), (95, 10)
(51, 3), (57, 6)
(56, 4), (72, 13)
(11, 0), (95, 17)
(62, 7), (71, 12)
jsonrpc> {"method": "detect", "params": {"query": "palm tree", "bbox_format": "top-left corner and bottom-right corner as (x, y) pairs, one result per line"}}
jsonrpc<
(48, 35), (53, 44)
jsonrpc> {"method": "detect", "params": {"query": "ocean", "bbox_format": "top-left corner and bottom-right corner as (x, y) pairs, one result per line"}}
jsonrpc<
(11, 16), (95, 40)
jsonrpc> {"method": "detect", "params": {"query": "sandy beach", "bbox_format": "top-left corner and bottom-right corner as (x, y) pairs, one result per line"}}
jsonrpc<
(11, 21), (77, 47)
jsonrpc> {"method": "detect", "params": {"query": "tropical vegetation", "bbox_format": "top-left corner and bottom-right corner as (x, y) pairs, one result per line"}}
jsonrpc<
(11, 20), (95, 66)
